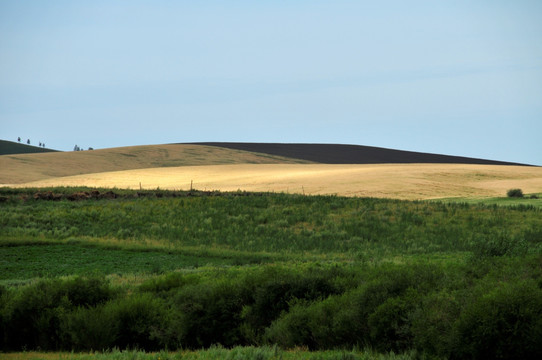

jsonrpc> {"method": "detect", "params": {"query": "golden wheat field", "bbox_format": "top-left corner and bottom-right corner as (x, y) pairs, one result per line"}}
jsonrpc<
(5, 163), (542, 200)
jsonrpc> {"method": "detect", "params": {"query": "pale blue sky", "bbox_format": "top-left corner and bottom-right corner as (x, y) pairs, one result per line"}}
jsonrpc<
(1, 0), (541, 164)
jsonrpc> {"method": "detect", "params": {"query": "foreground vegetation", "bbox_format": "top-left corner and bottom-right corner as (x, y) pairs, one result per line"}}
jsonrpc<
(2, 347), (418, 360)
(1, 187), (541, 359)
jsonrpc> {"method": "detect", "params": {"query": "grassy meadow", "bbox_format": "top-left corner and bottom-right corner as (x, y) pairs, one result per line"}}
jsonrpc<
(1, 186), (542, 359)
(1, 347), (419, 360)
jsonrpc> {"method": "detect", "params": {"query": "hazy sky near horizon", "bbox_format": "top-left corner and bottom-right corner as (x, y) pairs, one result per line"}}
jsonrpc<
(1, 0), (541, 165)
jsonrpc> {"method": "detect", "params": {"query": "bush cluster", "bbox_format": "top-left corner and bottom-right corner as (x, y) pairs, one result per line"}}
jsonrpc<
(507, 188), (524, 198)
(1, 259), (542, 359)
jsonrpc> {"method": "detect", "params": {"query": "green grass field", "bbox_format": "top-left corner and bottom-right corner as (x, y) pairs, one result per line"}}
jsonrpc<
(1, 187), (541, 359)
(436, 192), (542, 208)
(1, 347), (419, 360)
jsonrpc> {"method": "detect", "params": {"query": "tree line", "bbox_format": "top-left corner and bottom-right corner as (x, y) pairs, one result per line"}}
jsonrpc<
(17, 137), (93, 151)
(17, 136), (46, 148)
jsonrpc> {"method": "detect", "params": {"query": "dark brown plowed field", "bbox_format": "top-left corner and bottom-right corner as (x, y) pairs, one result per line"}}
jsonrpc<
(191, 142), (530, 166)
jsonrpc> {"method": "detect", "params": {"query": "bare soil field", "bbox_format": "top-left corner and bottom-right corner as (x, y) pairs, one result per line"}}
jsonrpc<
(7, 163), (542, 200)
(0, 144), (311, 184)
(195, 142), (530, 165)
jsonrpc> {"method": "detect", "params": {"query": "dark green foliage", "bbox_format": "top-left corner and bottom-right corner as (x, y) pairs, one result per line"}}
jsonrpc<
(507, 188), (524, 197)
(451, 280), (542, 360)
(62, 304), (119, 351)
(368, 289), (419, 353)
(410, 291), (459, 356)
(62, 276), (113, 307)
(1, 276), (112, 351)
(241, 267), (341, 343)
(63, 293), (171, 351)
(470, 232), (524, 258)
(264, 264), (446, 351)
(102, 294), (168, 350)
(171, 281), (247, 348)
(2, 258), (542, 354)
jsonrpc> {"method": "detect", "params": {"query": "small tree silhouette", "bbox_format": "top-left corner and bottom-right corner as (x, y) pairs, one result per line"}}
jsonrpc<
(27, 139), (30, 145)
(17, 137), (21, 143)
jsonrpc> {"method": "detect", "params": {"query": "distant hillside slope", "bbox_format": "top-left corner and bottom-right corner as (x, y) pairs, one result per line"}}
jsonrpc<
(194, 142), (530, 166)
(0, 140), (59, 155)
(0, 144), (311, 184)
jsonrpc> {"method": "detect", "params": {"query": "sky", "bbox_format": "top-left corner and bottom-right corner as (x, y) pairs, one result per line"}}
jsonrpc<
(1, 0), (541, 165)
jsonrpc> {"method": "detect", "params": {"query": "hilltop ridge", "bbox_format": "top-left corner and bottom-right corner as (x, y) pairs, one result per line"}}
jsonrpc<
(0, 143), (310, 184)
(0, 140), (59, 155)
(191, 142), (531, 166)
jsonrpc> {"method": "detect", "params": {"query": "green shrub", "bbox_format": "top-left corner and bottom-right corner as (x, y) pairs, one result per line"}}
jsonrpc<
(470, 233), (522, 258)
(107, 294), (169, 350)
(264, 289), (363, 350)
(61, 304), (119, 351)
(138, 272), (200, 295)
(265, 265), (443, 351)
(451, 280), (542, 360)
(264, 303), (314, 349)
(63, 275), (113, 307)
(368, 289), (420, 352)
(507, 188), (524, 198)
(2, 279), (69, 350)
(241, 269), (339, 342)
(63, 293), (171, 351)
(410, 291), (459, 357)
(0, 285), (7, 350)
(1, 276), (114, 351)
(171, 280), (248, 348)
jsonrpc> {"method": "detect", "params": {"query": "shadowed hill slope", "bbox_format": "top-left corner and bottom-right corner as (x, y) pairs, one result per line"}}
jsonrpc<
(0, 140), (59, 155)
(193, 142), (530, 166)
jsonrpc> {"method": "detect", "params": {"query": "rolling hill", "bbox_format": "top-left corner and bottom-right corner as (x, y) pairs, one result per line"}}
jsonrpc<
(0, 139), (59, 155)
(0, 143), (311, 184)
(192, 142), (531, 166)
(2, 141), (540, 199)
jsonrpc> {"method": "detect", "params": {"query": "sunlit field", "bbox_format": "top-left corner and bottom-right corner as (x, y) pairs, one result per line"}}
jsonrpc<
(6, 163), (542, 200)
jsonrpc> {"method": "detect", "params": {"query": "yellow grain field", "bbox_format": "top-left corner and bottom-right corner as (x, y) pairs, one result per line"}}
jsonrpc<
(7, 164), (542, 200)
